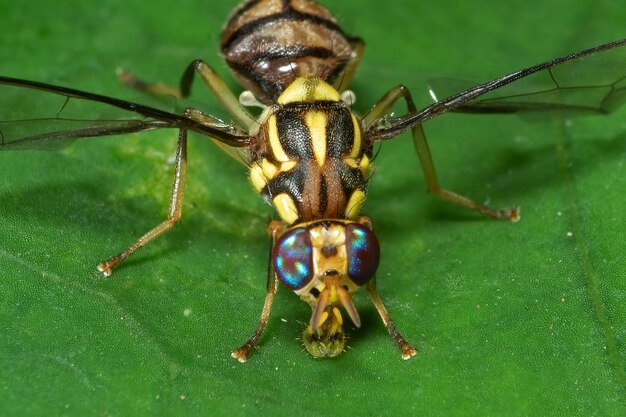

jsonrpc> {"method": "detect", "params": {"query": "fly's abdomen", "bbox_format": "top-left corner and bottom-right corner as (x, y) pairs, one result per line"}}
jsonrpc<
(221, 0), (360, 102)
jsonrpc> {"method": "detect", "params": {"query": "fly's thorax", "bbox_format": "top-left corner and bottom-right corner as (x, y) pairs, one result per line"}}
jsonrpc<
(221, 0), (360, 102)
(248, 77), (373, 225)
(272, 218), (380, 357)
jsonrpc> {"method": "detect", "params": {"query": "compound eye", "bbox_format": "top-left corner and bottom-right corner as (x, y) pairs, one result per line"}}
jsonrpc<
(345, 223), (380, 285)
(273, 227), (314, 290)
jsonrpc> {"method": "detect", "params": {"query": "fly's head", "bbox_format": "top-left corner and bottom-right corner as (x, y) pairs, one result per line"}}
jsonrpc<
(272, 219), (380, 358)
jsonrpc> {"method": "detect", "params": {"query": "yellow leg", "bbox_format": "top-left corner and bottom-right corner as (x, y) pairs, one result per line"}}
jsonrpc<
(231, 220), (284, 362)
(366, 277), (417, 360)
(365, 85), (520, 221)
(357, 215), (417, 359)
(333, 38), (365, 93)
(119, 60), (255, 131)
(97, 127), (188, 276)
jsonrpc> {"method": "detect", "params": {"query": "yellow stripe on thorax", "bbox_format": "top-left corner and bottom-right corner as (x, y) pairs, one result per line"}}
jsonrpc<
(349, 113), (362, 158)
(304, 111), (328, 167)
(273, 193), (299, 224)
(267, 114), (290, 162)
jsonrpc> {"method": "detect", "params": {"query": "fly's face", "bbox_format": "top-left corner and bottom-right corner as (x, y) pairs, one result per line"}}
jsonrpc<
(272, 220), (380, 357)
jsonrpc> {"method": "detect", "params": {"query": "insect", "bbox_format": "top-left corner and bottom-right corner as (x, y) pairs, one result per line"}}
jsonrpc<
(1, 1), (625, 362)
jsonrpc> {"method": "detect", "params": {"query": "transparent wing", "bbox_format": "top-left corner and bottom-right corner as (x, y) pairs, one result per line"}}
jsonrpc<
(367, 38), (626, 140)
(177, 98), (253, 166)
(427, 55), (625, 120)
(0, 77), (250, 150)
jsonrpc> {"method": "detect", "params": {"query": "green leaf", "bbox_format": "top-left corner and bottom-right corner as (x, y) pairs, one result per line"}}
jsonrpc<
(1, 0), (624, 416)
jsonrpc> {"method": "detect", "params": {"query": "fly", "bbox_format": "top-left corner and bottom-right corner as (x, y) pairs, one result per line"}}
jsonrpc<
(1, 0), (625, 362)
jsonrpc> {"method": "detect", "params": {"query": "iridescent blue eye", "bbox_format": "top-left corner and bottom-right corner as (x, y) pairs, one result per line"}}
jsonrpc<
(345, 223), (380, 285)
(273, 227), (314, 290)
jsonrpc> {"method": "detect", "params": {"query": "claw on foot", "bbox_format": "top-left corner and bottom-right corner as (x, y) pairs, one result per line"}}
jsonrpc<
(509, 206), (521, 223)
(97, 262), (113, 277)
(401, 346), (417, 360)
(231, 349), (248, 363)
